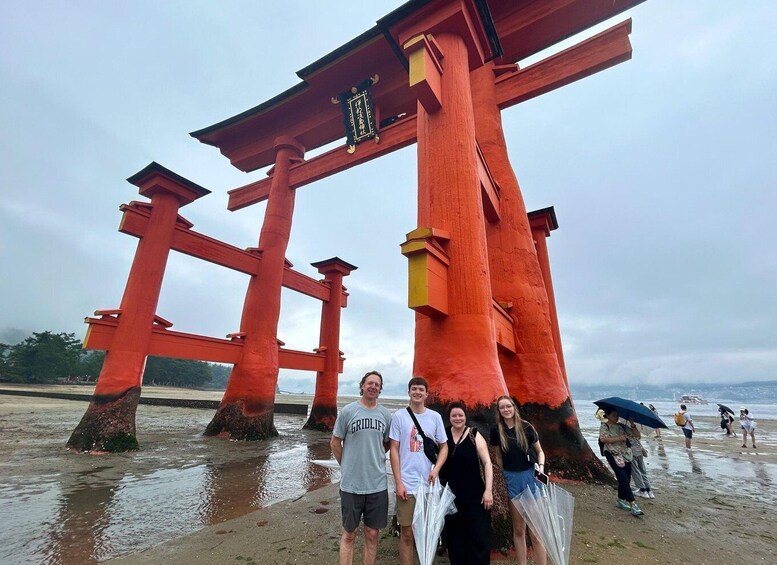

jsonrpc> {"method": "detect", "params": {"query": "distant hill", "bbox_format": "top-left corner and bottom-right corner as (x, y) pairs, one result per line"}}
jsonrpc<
(569, 380), (777, 403)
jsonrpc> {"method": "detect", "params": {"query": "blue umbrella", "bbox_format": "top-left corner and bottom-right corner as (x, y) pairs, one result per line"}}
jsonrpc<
(593, 397), (668, 429)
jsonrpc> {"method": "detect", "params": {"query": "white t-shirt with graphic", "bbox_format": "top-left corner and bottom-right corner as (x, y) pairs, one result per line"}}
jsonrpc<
(389, 407), (446, 495)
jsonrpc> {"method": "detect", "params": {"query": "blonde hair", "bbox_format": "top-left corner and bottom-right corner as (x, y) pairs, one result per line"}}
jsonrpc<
(495, 395), (529, 453)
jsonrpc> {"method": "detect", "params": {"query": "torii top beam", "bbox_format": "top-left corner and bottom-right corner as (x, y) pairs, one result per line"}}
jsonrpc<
(191, 0), (644, 191)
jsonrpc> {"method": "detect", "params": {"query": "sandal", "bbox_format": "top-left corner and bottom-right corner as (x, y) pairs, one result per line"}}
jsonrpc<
(752, 445), (757, 449)
(742, 444), (747, 448)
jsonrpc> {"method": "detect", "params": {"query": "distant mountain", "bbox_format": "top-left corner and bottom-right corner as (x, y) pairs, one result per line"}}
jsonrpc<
(0, 328), (29, 345)
(569, 380), (777, 403)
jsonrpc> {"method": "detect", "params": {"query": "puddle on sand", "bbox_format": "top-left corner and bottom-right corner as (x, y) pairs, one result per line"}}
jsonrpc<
(0, 399), (338, 564)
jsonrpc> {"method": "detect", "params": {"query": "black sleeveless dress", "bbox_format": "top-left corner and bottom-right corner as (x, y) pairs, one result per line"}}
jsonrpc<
(439, 427), (491, 565)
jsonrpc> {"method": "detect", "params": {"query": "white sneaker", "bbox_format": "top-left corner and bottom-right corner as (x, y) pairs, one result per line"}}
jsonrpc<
(648, 491), (656, 499)
(635, 490), (650, 499)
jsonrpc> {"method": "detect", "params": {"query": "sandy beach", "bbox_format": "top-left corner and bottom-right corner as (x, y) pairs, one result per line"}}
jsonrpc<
(1, 386), (775, 564)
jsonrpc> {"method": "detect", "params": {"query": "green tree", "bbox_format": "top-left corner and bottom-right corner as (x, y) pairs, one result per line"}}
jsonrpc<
(0, 343), (10, 379)
(78, 350), (105, 381)
(144, 356), (211, 388)
(4, 331), (83, 383)
(204, 363), (230, 389)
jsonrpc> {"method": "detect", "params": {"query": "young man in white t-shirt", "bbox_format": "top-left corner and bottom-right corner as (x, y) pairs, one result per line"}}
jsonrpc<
(389, 376), (448, 565)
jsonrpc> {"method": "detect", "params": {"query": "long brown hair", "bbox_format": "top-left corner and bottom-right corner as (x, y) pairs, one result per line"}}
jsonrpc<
(495, 395), (529, 452)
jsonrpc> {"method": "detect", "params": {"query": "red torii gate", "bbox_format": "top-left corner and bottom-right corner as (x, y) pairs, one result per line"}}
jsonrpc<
(188, 0), (642, 478)
(67, 162), (355, 450)
(69, 0), (645, 481)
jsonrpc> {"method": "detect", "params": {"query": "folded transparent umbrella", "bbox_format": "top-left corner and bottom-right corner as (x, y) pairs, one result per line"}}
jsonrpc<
(412, 481), (457, 565)
(513, 480), (574, 565)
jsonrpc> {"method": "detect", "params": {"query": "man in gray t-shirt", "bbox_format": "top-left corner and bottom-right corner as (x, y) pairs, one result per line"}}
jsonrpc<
(330, 371), (391, 565)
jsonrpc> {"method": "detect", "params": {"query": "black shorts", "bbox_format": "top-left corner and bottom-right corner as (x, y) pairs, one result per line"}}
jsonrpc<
(682, 428), (693, 439)
(340, 489), (389, 532)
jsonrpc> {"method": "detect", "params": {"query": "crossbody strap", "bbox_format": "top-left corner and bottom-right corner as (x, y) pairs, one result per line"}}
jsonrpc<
(406, 407), (428, 438)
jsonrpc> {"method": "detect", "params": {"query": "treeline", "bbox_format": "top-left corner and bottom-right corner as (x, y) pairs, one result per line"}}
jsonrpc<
(0, 331), (230, 389)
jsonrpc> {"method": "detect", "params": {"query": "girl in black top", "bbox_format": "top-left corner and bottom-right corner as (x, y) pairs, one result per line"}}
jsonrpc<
(490, 395), (547, 565)
(439, 401), (493, 565)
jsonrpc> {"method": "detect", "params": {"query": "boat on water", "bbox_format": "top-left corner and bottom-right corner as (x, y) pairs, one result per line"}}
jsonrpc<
(679, 394), (708, 405)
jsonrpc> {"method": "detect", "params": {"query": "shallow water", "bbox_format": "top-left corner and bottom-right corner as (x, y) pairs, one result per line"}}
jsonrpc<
(0, 398), (336, 564)
(2, 395), (774, 564)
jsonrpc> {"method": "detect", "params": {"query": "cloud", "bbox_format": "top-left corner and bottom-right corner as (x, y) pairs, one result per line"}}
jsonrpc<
(2, 1), (776, 395)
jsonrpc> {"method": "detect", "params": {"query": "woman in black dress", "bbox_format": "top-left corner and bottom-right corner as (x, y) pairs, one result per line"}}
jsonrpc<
(439, 401), (493, 565)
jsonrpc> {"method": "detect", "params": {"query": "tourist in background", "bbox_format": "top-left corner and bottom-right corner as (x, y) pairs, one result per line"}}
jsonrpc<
(679, 404), (695, 449)
(648, 404), (661, 438)
(439, 401), (493, 565)
(490, 395), (547, 565)
(627, 420), (654, 499)
(330, 370), (392, 565)
(740, 407), (757, 449)
(599, 407), (644, 517)
(719, 407), (734, 436)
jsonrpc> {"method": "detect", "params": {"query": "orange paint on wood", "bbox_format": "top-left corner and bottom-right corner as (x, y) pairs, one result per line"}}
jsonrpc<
(492, 300), (515, 354)
(206, 138), (305, 439)
(119, 201), (338, 302)
(70, 164), (208, 451)
(409, 30), (508, 408)
(490, 0), (643, 65)
(91, 166), (208, 398)
(83, 316), (330, 371)
(528, 207), (568, 387)
(305, 258), (356, 431)
(471, 63), (568, 408)
(226, 115), (417, 210)
(471, 62), (605, 479)
(495, 20), (633, 110)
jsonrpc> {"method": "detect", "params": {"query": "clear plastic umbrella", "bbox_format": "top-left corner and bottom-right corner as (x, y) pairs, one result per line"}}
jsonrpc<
(513, 480), (575, 565)
(412, 481), (457, 565)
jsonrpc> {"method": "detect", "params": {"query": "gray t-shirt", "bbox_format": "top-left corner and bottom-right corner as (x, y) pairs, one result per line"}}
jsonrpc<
(333, 401), (392, 495)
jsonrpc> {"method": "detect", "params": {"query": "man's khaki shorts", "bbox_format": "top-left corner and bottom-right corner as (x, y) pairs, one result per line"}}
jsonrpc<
(395, 494), (416, 527)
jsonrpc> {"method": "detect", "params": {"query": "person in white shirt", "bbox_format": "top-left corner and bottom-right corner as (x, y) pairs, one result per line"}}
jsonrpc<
(679, 404), (695, 449)
(389, 376), (448, 565)
(739, 407), (757, 449)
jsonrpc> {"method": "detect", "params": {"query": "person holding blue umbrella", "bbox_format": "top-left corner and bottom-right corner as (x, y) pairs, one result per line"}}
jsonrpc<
(598, 407), (644, 517)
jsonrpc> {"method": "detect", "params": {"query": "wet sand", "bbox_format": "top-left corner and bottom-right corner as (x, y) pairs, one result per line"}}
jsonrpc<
(116, 414), (777, 564)
(111, 422), (777, 565)
(2, 387), (775, 564)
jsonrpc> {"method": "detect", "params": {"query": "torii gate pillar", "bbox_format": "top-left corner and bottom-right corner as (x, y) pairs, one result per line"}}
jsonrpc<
(68, 163), (210, 452)
(304, 257), (357, 431)
(205, 136), (305, 440)
(528, 206), (568, 388)
(398, 7), (508, 409)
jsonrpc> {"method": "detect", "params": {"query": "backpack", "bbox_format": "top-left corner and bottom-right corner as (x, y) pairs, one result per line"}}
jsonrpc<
(674, 411), (685, 426)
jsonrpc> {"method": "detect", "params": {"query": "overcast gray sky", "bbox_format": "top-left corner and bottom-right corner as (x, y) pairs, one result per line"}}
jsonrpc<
(2, 1), (775, 396)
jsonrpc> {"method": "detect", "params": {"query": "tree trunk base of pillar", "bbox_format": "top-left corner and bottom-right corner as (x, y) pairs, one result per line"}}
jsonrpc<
(430, 398), (613, 484)
(204, 401), (277, 440)
(303, 404), (337, 431)
(427, 400), (497, 434)
(66, 387), (141, 453)
(520, 399), (614, 484)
